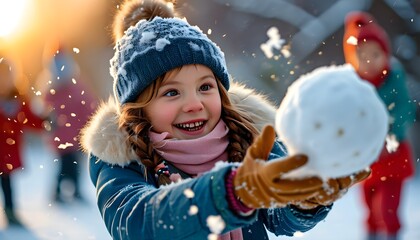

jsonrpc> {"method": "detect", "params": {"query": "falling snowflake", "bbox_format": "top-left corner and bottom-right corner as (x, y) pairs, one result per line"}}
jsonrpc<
(346, 36), (358, 46)
(58, 142), (74, 149)
(385, 134), (399, 153)
(260, 26), (287, 59)
(183, 188), (195, 198)
(206, 215), (225, 235)
(188, 205), (198, 215)
(6, 164), (13, 170)
(208, 234), (218, 240)
(6, 138), (16, 145)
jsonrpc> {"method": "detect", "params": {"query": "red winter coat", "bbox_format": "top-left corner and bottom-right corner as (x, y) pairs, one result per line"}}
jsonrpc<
(0, 97), (45, 174)
(370, 140), (414, 181)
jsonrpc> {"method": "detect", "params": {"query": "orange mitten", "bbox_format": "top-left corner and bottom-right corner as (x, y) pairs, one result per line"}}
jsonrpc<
(234, 125), (324, 208)
(295, 169), (371, 209)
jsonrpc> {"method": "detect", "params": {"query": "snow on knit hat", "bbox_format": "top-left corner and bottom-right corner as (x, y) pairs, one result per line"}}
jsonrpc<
(343, 11), (391, 60)
(110, 16), (230, 105)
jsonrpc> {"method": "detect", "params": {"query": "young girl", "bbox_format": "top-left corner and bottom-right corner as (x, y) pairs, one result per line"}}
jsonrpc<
(343, 12), (416, 240)
(81, 1), (368, 239)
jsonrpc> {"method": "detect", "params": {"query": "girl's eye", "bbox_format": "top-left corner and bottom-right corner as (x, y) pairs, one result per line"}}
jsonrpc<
(163, 89), (179, 97)
(200, 84), (211, 91)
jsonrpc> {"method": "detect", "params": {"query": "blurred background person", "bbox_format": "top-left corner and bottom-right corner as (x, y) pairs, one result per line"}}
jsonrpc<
(37, 43), (98, 203)
(0, 55), (48, 226)
(343, 11), (416, 240)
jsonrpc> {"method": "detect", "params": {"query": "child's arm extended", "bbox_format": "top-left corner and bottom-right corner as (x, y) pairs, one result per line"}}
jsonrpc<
(89, 154), (256, 240)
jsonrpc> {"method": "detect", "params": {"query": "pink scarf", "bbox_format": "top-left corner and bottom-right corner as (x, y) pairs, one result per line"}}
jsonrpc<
(149, 120), (244, 240)
(149, 120), (229, 176)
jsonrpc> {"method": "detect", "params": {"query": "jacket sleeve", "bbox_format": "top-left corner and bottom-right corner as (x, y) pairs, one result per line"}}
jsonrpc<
(88, 154), (257, 240)
(260, 204), (331, 236)
(261, 140), (331, 236)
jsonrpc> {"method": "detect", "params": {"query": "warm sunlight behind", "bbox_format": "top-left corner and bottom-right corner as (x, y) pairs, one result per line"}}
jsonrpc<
(0, 0), (31, 37)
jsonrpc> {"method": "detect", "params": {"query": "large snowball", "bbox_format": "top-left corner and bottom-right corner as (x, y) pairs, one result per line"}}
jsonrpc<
(275, 64), (389, 179)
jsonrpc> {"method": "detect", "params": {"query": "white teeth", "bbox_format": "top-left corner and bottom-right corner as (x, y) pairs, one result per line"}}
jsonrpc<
(176, 121), (204, 130)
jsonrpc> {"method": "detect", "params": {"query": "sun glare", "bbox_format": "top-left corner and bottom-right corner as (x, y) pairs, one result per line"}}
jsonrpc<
(0, 0), (30, 37)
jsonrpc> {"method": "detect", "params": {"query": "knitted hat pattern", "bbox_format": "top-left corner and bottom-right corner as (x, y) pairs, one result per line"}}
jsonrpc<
(111, 17), (230, 105)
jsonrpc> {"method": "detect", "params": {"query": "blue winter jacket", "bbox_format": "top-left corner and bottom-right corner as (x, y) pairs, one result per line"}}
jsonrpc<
(82, 83), (331, 240)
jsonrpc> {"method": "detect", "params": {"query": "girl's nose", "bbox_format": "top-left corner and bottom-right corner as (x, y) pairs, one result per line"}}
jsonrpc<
(182, 93), (204, 112)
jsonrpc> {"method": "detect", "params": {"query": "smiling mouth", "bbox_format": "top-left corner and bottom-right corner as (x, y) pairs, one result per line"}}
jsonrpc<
(175, 121), (205, 131)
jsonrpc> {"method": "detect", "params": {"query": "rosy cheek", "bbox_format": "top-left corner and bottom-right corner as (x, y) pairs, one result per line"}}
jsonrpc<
(158, 108), (177, 124)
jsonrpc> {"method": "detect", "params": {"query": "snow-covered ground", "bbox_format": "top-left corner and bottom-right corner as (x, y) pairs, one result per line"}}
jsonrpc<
(1, 132), (419, 240)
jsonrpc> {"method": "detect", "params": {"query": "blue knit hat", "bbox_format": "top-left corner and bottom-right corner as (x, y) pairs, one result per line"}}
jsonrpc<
(110, 17), (230, 105)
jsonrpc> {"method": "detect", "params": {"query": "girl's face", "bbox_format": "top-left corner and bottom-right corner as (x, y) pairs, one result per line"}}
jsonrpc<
(143, 64), (222, 140)
(356, 41), (388, 80)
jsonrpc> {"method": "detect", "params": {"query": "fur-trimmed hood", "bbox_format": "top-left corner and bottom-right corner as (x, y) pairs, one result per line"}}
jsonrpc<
(80, 82), (277, 167)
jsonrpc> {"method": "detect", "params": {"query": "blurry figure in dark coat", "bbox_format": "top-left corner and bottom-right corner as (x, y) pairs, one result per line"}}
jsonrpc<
(0, 57), (47, 226)
(40, 46), (97, 203)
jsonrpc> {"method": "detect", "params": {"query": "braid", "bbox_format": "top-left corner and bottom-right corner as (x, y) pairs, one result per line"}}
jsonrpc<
(218, 81), (259, 163)
(119, 76), (173, 186)
(119, 104), (156, 169)
(120, 106), (173, 185)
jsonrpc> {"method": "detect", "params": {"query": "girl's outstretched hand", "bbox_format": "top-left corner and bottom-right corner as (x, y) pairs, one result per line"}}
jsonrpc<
(294, 169), (371, 209)
(233, 125), (324, 209)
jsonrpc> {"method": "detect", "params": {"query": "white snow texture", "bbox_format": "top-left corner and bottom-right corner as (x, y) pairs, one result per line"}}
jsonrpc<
(275, 64), (389, 179)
